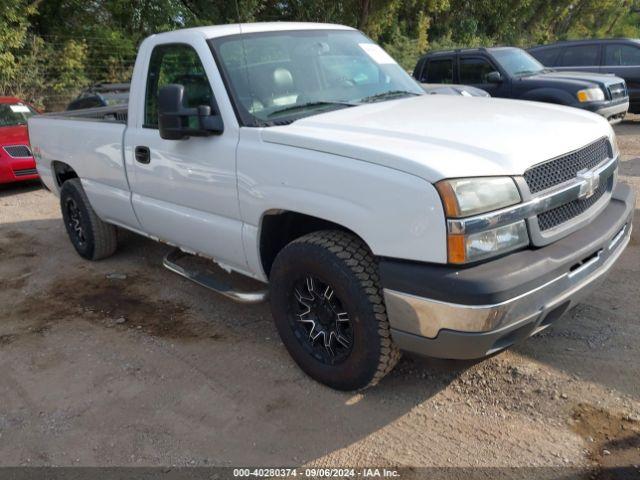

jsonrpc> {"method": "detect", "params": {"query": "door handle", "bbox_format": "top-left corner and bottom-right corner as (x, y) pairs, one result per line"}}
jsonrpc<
(135, 146), (150, 164)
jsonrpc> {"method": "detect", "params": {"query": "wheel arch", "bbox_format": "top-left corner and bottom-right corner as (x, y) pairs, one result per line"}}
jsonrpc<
(258, 210), (372, 279)
(51, 160), (79, 188)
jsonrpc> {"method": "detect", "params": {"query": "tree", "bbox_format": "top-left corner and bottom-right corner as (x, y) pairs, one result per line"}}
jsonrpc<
(0, 0), (37, 95)
(2, 0), (639, 109)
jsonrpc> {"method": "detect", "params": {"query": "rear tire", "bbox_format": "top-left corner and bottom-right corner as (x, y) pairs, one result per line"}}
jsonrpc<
(60, 178), (117, 260)
(269, 230), (400, 390)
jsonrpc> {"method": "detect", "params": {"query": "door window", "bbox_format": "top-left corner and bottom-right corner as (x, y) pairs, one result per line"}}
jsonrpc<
(604, 44), (640, 66)
(144, 44), (214, 128)
(423, 59), (453, 83)
(559, 45), (599, 66)
(459, 57), (495, 84)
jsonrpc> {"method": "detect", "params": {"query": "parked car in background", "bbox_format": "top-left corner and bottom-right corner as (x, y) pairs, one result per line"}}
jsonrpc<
(414, 47), (629, 123)
(0, 97), (39, 184)
(421, 83), (490, 96)
(529, 38), (640, 114)
(66, 83), (130, 111)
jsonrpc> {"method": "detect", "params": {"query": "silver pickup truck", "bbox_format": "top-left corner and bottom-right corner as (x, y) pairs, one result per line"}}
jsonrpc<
(29, 23), (634, 390)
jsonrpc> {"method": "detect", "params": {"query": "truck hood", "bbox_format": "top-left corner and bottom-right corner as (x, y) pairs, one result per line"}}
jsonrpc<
(525, 70), (624, 89)
(261, 95), (613, 182)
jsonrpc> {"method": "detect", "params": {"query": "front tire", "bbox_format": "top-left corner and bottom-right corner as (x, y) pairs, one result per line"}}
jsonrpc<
(269, 230), (400, 390)
(60, 178), (117, 260)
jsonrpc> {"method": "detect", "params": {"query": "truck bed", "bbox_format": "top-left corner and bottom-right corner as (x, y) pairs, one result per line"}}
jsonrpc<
(40, 104), (128, 123)
(28, 109), (140, 230)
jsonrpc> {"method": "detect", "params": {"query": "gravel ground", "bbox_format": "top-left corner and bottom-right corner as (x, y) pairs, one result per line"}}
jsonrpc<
(0, 114), (639, 477)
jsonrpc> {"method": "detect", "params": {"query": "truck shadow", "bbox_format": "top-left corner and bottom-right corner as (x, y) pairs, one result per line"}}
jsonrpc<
(512, 207), (640, 401)
(1, 212), (638, 464)
(0, 217), (471, 466)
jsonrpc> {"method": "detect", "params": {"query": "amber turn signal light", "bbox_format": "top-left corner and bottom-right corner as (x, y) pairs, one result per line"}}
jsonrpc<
(447, 234), (467, 264)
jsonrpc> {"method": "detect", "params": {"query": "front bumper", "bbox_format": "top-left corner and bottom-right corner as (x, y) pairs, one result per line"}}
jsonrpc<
(0, 155), (39, 184)
(583, 99), (629, 123)
(381, 183), (635, 360)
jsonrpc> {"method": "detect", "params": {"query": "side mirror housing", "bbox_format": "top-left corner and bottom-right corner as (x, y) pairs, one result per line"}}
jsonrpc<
(158, 84), (223, 140)
(486, 71), (502, 84)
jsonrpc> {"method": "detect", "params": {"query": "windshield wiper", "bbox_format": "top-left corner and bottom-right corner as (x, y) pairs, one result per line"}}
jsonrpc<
(267, 101), (356, 118)
(358, 90), (422, 103)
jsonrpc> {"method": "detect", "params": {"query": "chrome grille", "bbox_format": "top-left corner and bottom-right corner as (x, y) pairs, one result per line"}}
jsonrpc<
(608, 82), (627, 101)
(537, 183), (607, 231)
(524, 138), (610, 194)
(3, 145), (32, 158)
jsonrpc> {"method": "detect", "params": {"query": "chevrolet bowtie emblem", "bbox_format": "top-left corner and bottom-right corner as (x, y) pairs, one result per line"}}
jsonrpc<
(577, 169), (600, 200)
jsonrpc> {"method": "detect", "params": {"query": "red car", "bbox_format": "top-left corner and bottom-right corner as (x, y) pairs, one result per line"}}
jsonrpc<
(0, 97), (39, 184)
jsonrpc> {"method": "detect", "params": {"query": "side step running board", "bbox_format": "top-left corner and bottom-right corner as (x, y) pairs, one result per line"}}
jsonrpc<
(163, 249), (268, 304)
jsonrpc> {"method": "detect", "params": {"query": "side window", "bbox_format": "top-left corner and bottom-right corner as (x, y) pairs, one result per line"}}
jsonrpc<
(530, 48), (559, 66)
(423, 59), (453, 83)
(604, 44), (640, 66)
(459, 57), (495, 84)
(559, 45), (599, 66)
(144, 44), (214, 128)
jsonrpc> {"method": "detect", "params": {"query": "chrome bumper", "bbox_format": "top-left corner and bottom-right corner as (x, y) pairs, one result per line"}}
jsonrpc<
(383, 184), (634, 359)
(385, 223), (630, 336)
(595, 100), (629, 123)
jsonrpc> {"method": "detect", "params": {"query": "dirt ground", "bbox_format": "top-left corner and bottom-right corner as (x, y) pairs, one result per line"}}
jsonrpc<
(0, 115), (639, 477)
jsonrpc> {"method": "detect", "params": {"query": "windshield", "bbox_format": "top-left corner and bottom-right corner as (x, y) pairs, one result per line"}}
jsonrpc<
(491, 48), (546, 77)
(209, 30), (424, 126)
(0, 103), (36, 127)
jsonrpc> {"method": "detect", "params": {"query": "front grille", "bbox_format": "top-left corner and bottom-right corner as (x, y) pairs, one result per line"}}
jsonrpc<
(3, 145), (32, 158)
(608, 82), (627, 101)
(537, 184), (607, 231)
(524, 138), (610, 194)
(13, 168), (38, 177)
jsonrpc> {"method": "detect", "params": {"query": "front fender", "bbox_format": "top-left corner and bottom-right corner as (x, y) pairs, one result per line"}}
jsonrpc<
(237, 135), (447, 278)
(520, 88), (577, 107)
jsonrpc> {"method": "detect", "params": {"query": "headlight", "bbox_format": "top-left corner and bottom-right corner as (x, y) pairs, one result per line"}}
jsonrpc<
(436, 177), (529, 264)
(448, 221), (529, 264)
(577, 88), (605, 103)
(435, 177), (521, 218)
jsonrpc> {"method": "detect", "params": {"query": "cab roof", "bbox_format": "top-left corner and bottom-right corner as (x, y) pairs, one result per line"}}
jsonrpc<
(148, 22), (354, 41)
(530, 38), (640, 49)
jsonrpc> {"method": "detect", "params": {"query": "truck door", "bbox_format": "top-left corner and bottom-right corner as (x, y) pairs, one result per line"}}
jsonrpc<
(458, 55), (509, 98)
(124, 41), (247, 272)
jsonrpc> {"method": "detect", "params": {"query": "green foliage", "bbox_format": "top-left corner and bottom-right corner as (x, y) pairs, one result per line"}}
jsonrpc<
(382, 29), (422, 71)
(0, 0), (37, 94)
(1, 0), (639, 109)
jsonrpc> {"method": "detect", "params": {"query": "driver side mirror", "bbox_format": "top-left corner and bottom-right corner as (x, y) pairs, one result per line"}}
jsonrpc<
(158, 84), (223, 140)
(485, 71), (502, 84)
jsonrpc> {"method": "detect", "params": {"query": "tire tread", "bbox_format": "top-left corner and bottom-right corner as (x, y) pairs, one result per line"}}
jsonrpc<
(290, 230), (401, 388)
(61, 179), (117, 260)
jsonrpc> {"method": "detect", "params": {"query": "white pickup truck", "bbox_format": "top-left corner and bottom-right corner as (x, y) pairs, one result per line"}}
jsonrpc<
(29, 23), (634, 390)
